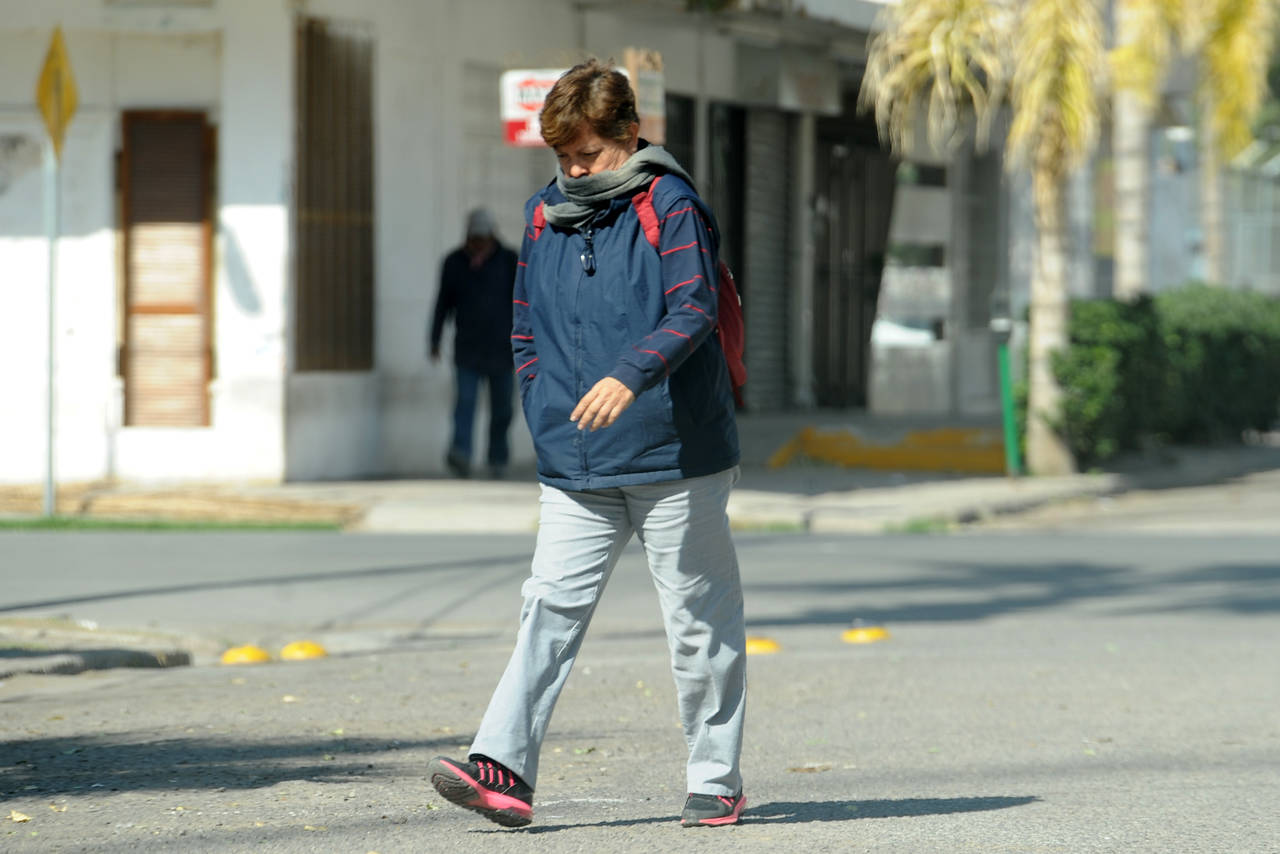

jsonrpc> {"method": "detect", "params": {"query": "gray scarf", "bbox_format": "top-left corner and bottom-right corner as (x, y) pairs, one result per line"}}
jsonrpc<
(542, 143), (694, 231)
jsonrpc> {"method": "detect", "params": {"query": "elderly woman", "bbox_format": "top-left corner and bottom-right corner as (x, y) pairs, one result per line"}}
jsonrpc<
(429, 59), (746, 829)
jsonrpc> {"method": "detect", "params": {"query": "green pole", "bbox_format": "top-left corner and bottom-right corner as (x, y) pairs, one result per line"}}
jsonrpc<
(997, 341), (1022, 477)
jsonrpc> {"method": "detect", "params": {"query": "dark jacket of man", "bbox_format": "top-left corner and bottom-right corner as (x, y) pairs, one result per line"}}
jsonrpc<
(430, 242), (519, 375)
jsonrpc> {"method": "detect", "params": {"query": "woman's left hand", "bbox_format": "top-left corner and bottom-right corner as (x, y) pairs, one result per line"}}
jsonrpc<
(571, 377), (637, 431)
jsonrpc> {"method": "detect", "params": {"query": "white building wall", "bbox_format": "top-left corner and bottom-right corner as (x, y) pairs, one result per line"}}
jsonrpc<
(287, 0), (752, 479)
(2, 0), (905, 486)
(284, 0), (580, 479)
(0, 0), (292, 485)
(203, 0), (290, 481)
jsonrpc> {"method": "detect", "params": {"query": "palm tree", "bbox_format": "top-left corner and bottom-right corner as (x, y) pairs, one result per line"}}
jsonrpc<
(862, 0), (1105, 475)
(1110, 0), (1189, 301)
(1192, 0), (1277, 284)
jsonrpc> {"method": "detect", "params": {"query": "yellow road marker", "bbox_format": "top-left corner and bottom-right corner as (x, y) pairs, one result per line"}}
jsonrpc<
(280, 640), (328, 660)
(842, 624), (890, 644)
(219, 645), (271, 664)
(745, 636), (780, 655)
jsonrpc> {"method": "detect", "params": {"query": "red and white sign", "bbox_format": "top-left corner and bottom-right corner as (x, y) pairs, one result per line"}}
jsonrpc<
(500, 68), (564, 147)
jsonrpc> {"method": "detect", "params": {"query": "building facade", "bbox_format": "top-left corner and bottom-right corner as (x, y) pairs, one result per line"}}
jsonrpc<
(1, 0), (1011, 485)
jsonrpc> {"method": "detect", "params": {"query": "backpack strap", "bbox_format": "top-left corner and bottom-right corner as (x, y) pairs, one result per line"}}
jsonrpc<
(631, 175), (663, 249)
(529, 201), (547, 241)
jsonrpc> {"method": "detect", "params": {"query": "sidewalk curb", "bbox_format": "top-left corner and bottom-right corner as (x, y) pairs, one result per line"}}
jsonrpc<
(0, 619), (201, 680)
(728, 475), (1126, 534)
(0, 648), (191, 680)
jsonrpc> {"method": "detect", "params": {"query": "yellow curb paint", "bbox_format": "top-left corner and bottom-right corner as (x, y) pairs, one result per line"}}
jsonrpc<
(220, 645), (271, 664)
(768, 426), (1006, 474)
(842, 625), (890, 644)
(280, 640), (328, 660)
(745, 636), (780, 655)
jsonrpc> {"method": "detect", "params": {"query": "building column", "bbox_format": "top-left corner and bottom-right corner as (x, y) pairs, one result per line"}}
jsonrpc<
(788, 111), (816, 408)
(216, 0), (292, 479)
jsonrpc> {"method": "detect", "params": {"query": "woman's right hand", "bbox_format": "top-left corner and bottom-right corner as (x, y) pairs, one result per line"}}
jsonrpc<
(570, 377), (636, 432)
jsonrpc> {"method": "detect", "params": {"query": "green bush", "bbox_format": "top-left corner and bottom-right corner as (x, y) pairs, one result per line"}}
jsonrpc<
(1033, 285), (1280, 468)
(1052, 296), (1166, 466)
(1155, 284), (1280, 442)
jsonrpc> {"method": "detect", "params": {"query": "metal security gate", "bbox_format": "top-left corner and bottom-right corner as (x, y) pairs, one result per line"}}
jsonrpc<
(294, 16), (375, 371)
(121, 111), (213, 427)
(812, 114), (895, 408)
(743, 109), (791, 411)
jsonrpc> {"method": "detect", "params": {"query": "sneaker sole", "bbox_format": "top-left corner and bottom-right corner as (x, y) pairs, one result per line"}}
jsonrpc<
(429, 758), (532, 828)
(681, 795), (746, 827)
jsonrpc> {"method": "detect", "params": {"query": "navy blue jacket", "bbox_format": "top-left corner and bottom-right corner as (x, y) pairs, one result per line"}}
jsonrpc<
(512, 172), (739, 490)
(431, 243), (518, 375)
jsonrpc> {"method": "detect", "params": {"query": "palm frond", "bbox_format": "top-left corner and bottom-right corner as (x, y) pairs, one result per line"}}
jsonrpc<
(860, 0), (1009, 154)
(1200, 0), (1278, 157)
(1111, 0), (1189, 106)
(1006, 0), (1106, 216)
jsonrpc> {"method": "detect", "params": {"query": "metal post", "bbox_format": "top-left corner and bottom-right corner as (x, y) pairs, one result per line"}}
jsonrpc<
(43, 141), (59, 517)
(996, 336), (1022, 477)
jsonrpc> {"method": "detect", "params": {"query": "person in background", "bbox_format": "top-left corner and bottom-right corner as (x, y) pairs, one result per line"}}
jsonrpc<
(428, 59), (746, 829)
(430, 208), (518, 479)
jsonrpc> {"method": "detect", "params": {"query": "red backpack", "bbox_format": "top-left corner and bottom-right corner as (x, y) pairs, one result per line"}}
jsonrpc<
(630, 178), (747, 407)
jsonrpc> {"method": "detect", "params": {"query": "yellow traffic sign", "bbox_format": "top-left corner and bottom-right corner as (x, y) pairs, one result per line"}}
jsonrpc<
(37, 27), (78, 160)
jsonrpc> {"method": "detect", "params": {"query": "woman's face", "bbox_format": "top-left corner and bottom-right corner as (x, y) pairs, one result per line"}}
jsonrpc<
(554, 123), (638, 179)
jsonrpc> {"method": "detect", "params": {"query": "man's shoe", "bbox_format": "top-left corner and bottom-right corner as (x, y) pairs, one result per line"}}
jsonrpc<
(444, 450), (470, 479)
(429, 755), (533, 828)
(681, 792), (746, 827)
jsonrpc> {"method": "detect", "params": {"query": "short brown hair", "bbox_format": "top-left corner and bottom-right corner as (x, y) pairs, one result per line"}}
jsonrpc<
(540, 59), (638, 149)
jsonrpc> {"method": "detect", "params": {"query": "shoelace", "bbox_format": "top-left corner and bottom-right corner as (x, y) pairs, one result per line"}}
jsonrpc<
(477, 760), (518, 792)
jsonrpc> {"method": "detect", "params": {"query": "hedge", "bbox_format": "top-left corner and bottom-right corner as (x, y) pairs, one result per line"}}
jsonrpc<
(1033, 284), (1280, 468)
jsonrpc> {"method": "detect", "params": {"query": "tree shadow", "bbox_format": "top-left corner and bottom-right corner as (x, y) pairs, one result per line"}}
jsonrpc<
(0, 552), (531, 615)
(743, 555), (1280, 624)
(0, 732), (454, 798)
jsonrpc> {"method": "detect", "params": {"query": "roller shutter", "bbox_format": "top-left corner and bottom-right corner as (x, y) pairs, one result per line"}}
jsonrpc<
(743, 109), (791, 411)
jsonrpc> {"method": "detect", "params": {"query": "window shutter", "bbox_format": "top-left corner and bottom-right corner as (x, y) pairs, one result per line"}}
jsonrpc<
(122, 111), (212, 427)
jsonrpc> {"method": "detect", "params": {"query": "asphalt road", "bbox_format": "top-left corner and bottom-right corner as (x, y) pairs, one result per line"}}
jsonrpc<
(2, 529), (1278, 853)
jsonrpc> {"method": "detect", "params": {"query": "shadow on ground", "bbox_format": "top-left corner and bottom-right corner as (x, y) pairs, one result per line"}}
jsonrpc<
(747, 796), (1040, 822)
(0, 732), (455, 797)
(517, 795), (1039, 832)
(744, 556), (1280, 625)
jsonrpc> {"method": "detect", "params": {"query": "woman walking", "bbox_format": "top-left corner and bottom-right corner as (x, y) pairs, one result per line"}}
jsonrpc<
(428, 58), (747, 829)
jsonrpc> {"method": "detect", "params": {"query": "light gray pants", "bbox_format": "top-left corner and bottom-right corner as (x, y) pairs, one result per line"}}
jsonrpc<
(470, 467), (746, 796)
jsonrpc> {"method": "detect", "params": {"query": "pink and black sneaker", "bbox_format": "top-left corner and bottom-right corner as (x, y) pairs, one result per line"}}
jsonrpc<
(428, 755), (533, 827)
(681, 791), (746, 827)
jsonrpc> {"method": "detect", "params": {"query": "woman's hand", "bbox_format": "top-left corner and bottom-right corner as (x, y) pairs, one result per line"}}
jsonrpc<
(571, 377), (636, 431)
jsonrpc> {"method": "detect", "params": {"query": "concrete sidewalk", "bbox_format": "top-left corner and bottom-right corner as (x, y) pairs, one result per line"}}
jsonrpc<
(245, 438), (1280, 533)
(4, 438), (1279, 535)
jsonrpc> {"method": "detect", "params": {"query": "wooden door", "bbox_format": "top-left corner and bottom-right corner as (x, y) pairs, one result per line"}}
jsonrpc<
(121, 111), (213, 426)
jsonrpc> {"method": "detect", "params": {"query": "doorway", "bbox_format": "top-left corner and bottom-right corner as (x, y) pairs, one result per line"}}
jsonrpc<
(812, 110), (895, 408)
(120, 110), (214, 427)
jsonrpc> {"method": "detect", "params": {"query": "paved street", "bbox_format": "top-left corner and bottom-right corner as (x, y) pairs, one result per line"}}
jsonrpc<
(3, 526), (1278, 853)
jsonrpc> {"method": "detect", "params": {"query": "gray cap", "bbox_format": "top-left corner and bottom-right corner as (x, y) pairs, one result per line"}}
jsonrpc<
(466, 207), (496, 237)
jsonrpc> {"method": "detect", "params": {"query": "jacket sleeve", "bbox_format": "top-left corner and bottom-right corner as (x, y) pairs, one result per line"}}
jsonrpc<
(609, 192), (719, 395)
(511, 231), (538, 399)
(430, 254), (457, 354)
